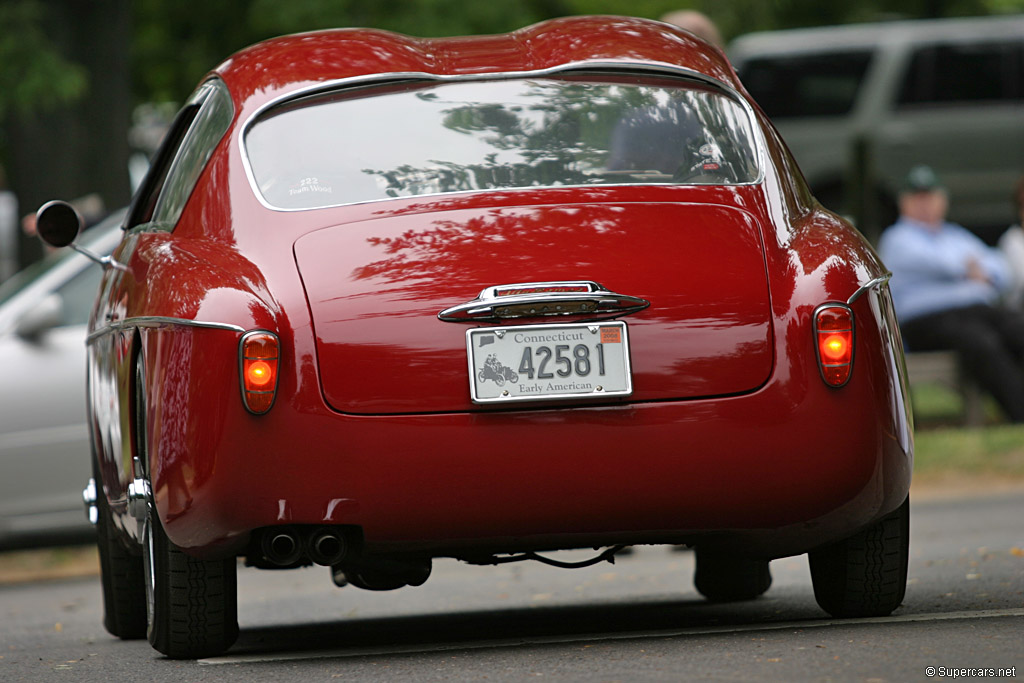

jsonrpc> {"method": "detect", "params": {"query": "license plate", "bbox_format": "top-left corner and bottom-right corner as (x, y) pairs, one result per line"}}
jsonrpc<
(467, 322), (632, 404)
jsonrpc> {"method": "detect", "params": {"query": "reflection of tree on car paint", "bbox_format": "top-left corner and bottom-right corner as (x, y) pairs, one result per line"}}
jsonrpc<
(246, 79), (760, 210)
(478, 353), (519, 386)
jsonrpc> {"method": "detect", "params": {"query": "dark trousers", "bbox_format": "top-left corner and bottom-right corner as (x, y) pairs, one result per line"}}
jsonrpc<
(903, 304), (1024, 423)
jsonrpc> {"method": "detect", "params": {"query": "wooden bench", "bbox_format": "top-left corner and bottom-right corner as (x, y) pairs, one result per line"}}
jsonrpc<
(904, 351), (985, 427)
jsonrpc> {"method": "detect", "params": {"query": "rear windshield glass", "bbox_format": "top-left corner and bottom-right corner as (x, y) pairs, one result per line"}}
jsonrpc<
(244, 77), (760, 209)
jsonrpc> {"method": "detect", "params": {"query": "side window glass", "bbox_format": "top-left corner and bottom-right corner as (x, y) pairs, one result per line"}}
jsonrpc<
(898, 42), (1017, 106)
(124, 79), (233, 231)
(124, 102), (201, 230)
(740, 51), (873, 119)
(150, 80), (234, 228)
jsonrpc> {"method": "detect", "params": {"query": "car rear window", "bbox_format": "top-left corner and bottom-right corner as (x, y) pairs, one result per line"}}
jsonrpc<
(243, 76), (760, 209)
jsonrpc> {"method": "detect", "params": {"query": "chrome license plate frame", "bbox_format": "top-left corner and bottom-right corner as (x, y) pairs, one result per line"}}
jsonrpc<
(467, 321), (632, 404)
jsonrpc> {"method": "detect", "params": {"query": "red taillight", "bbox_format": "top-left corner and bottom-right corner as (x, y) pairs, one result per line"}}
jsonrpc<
(240, 331), (279, 414)
(814, 304), (854, 387)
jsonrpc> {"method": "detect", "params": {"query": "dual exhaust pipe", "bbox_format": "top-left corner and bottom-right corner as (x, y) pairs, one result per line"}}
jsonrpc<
(260, 526), (348, 567)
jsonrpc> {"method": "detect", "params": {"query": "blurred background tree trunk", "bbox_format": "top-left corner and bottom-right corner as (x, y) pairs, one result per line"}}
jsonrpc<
(6, 0), (131, 268)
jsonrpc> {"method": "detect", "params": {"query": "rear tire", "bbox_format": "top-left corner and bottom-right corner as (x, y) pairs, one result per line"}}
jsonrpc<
(809, 497), (909, 618)
(134, 350), (238, 658)
(94, 461), (146, 639)
(144, 505), (239, 658)
(694, 548), (772, 602)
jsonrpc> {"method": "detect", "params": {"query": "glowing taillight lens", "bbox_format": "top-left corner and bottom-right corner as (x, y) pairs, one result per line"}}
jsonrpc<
(240, 331), (279, 414)
(247, 360), (273, 387)
(814, 304), (854, 387)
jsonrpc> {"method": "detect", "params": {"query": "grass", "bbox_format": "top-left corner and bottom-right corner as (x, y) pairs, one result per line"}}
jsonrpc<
(911, 382), (1024, 480)
(915, 424), (1024, 477)
(910, 381), (979, 424)
(0, 544), (98, 584)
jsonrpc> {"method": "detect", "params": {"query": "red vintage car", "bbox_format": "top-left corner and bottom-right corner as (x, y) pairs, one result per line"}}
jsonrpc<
(37, 16), (913, 659)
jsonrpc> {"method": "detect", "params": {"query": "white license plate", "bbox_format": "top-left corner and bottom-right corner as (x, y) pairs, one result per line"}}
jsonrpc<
(467, 322), (632, 404)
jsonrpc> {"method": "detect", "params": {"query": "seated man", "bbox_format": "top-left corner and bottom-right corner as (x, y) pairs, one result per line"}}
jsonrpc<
(879, 165), (1024, 422)
(997, 175), (1024, 308)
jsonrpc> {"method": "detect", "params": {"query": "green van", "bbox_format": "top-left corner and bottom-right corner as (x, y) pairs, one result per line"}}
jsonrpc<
(729, 15), (1024, 242)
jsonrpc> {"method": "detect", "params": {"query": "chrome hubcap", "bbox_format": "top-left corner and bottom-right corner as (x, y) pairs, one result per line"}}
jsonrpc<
(135, 354), (155, 632)
(127, 478), (151, 522)
(142, 491), (155, 633)
(82, 478), (98, 525)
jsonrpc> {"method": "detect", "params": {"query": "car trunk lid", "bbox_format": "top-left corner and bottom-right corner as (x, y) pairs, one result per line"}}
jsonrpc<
(293, 202), (773, 415)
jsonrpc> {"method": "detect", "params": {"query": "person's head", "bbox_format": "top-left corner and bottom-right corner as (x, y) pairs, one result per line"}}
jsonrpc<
(899, 165), (948, 228)
(660, 10), (724, 50)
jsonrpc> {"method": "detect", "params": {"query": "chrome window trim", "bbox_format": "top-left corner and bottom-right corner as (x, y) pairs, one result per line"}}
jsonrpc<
(238, 59), (768, 212)
(149, 78), (235, 231)
(847, 273), (892, 305)
(87, 316), (245, 343)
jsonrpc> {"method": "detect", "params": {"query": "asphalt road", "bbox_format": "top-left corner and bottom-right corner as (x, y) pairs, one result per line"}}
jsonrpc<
(2, 493), (1021, 682)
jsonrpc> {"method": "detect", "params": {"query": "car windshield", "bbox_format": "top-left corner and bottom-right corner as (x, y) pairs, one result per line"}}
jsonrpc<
(0, 254), (65, 307)
(0, 215), (123, 308)
(244, 76), (761, 209)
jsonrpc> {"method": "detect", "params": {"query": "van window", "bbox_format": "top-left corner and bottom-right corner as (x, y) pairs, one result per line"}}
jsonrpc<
(739, 51), (873, 119)
(897, 42), (1024, 105)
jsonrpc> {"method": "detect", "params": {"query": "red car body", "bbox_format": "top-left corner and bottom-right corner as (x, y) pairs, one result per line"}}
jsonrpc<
(49, 16), (912, 658)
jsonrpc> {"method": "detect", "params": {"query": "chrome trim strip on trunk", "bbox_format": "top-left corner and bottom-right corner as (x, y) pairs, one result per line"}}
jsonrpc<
(87, 316), (245, 343)
(439, 281), (649, 323)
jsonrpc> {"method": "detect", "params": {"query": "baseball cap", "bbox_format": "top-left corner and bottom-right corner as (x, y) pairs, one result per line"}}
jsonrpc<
(904, 165), (943, 193)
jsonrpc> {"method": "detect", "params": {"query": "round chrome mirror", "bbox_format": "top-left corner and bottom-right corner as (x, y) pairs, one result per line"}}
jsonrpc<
(35, 200), (84, 248)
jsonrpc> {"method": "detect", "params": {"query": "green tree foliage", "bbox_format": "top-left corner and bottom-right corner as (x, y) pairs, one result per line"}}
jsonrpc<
(132, 0), (569, 103)
(0, 0), (87, 119)
(5, 0), (1024, 117)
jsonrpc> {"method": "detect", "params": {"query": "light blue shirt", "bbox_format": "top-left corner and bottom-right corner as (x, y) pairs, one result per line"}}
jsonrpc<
(878, 217), (1010, 323)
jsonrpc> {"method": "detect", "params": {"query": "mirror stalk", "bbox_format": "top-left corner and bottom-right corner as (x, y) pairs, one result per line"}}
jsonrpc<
(70, 243), (128, 272)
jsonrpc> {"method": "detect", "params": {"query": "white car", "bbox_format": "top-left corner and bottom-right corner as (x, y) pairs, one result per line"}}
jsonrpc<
(0, 211), (124, 548)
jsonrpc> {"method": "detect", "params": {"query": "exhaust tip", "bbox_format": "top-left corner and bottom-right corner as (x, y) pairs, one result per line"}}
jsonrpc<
(306, 527), (348, 566)
(261, 528), (302, 566)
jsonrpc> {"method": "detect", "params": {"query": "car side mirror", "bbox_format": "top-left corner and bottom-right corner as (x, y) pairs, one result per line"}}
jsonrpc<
(36, 200), (84, 248)
(34, 200), (127, 272)
(14, 293), (64, 342)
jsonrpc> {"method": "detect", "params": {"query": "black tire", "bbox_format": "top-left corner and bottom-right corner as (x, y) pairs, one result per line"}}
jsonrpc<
(694, 548), (772, 602)
(809, 496), (910, 618)
(144, 505), (239, 658)
(93, 460), (147, 639)
(134, 351), (238, 658)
